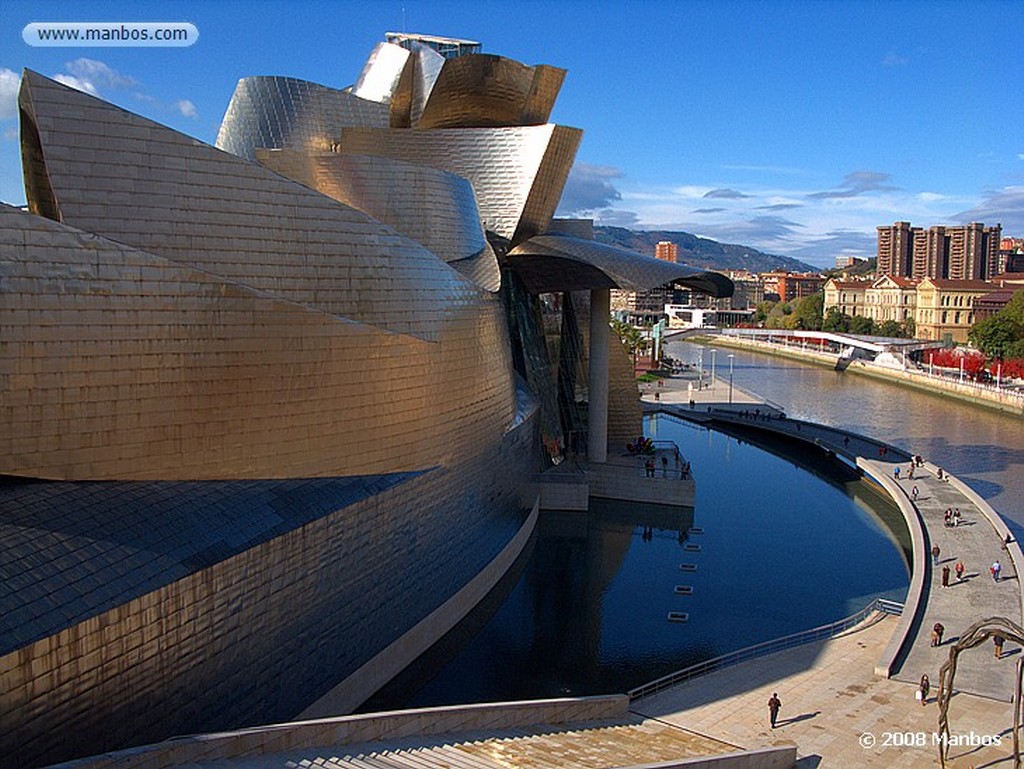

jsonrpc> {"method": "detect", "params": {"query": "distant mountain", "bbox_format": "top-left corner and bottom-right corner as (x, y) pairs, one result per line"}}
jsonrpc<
(593, 226), (818, 274)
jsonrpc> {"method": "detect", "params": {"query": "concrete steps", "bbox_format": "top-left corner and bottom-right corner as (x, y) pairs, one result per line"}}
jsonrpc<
(220, 718), (736, 769)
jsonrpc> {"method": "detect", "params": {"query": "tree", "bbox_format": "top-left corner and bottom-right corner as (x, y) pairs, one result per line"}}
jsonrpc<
(754, 300), (777, 325)
(611, 319), (646, 370)
(822, 306), (851, 333)
(878, 319), (903, 338)
(969, 290), (1024, 360)
(793, 293), (824, 331)
(849, 315), (875, 335)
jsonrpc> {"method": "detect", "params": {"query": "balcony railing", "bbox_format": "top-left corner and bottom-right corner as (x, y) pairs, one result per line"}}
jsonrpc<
(628, 597), (904, 702)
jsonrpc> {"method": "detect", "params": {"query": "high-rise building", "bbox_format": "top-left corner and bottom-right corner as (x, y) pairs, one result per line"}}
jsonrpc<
(878, 221), (1002, 280)
(877, 221), (915, 277)
(655, 240), (678, 263)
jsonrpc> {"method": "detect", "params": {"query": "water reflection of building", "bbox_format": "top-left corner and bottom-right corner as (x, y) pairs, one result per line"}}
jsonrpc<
(1, 32), (730, 766)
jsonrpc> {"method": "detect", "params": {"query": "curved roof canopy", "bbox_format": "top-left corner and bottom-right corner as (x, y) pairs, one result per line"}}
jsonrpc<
(507, 234), (734, 297)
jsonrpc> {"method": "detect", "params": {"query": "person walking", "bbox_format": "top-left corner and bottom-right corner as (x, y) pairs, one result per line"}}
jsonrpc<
(918, 674), (930, 706)
(991, 560), (1002, 582)
(931, 622), (944, 646)
(908, 464), (914, 479)
(894, 466), (901, 480)
(767, 693), (782, 728)
(941, 564), (950, 588)
(994, 634), (1005, 659)
(955, 560), (965, 582)
(931, 544), (941, 566)
(912, 485), (919, 501)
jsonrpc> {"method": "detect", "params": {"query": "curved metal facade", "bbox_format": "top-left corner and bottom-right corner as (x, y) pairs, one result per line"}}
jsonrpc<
(417, 54), (565, 129)
(215, 75), (388, 161)
(255, 149), (500, 290)
(1, 31), (730, 767)
(338, 124), (582, 244)
(508, 234), (736, 296)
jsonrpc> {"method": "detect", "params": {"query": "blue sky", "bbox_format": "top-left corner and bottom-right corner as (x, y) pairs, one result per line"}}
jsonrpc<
(2, 0), (1021, 267)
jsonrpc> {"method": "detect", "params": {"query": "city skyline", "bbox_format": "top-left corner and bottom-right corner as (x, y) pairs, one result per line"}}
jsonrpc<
(1, 0), (1021, 267)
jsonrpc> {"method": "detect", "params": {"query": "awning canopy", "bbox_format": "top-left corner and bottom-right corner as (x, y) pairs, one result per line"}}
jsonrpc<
(507, 234), (734, 297)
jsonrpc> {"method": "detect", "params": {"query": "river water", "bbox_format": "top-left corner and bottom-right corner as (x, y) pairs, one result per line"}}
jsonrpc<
(360, 340), (1022, 710)
(674, 341), (1024, 536)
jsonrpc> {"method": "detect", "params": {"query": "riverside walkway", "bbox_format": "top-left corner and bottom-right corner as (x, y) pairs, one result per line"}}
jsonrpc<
(637, 368), (1023, 766)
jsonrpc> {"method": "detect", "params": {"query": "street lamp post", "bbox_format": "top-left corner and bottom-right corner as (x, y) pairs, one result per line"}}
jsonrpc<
(728, 354), (735, 404)
(711, 349), (717, 392)
(697, 347), (704, 390)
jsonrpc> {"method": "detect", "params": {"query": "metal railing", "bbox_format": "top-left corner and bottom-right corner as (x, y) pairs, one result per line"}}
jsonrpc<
(628, 597), (903, 702)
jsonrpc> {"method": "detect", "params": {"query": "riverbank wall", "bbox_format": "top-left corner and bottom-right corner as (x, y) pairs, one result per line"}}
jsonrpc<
(686, 333), (1024, 416)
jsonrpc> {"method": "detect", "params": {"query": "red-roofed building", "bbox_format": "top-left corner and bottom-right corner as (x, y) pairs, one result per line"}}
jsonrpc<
(915, 277), (995, 343)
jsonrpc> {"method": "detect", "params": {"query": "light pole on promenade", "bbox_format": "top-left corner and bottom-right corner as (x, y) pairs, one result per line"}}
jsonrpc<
(697, 346), (704, 390)
(728, 354), (735, 404)
(711, 349), (717, 392)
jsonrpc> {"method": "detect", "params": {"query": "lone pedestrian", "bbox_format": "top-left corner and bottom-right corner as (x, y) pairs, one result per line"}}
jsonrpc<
(931, 544), (941, 566)
(955, 560), (965, 581)
(908, 464), (914, 479)
(767, 693), (782, 728)
(931, 622), (944, 646)
(991, 561), (1002, 582)
(994, 634), (1005, 659)
(918, 674), (930, 706)
(941, 564), (950, 588)
(912, 485), (919, 501)
(894, 466), (901, 480)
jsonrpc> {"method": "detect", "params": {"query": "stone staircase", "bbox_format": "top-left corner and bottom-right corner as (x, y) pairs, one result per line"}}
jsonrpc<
(216, 718), (736, 768)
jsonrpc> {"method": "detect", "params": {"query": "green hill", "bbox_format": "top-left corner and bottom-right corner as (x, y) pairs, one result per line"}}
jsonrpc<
(594, 226), (818, 274)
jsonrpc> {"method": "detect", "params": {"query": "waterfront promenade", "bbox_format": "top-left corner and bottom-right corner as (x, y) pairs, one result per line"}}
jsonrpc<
(638, 368), (1023, 766)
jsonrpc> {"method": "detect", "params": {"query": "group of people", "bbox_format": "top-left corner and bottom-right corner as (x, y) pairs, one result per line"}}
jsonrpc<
(939, 559), (967, 588)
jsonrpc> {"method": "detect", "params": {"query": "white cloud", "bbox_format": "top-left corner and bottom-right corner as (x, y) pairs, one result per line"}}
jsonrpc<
(175, 99), (198, 119)
(954, 187), (1024, 233)
(556, 163), (624, 216)
(64, 58), (136, 88)
(0, 68), (18, 120)
(53, 74), (99, 95)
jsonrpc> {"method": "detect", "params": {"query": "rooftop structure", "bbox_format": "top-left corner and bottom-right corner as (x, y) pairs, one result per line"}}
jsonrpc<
(385, 31), (482, 58)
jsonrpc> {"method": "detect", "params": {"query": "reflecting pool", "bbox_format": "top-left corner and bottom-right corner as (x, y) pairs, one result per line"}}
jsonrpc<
(362, 415), (910, 710)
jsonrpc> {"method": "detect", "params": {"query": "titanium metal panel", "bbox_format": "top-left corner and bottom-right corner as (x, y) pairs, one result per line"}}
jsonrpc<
(216, 75), (388, 162)
(0, 204), (516, 482)
(521, 65), (566, 125)
(418, 55), (566, 129)
(409, 42), (446, 127)
(338, 124), (582, 244)
(508, 233), (735, 297)
(351, 41), (411, 103)
(255, 149), (500, 289)
(20, 71), (474, 342)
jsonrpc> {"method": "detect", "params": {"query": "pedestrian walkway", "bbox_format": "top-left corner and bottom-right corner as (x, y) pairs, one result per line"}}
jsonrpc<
(631, 614), (1014, 769)
(886, 458), (1020, 701)
(637, 369), (1023, 766)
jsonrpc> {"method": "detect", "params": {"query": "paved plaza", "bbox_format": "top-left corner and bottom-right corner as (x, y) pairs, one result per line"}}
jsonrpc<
(632, 614), (1015, 769)
(638, 366), (1022, 767)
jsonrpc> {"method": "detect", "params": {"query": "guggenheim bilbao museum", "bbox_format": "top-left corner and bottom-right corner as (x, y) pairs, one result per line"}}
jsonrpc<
(0, 32), (731, 765)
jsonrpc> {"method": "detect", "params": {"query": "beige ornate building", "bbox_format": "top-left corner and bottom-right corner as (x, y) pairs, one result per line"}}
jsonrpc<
(864, 275), (919, 324)
(915, 278), (997, 343)
(823, 278), (870, 318)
